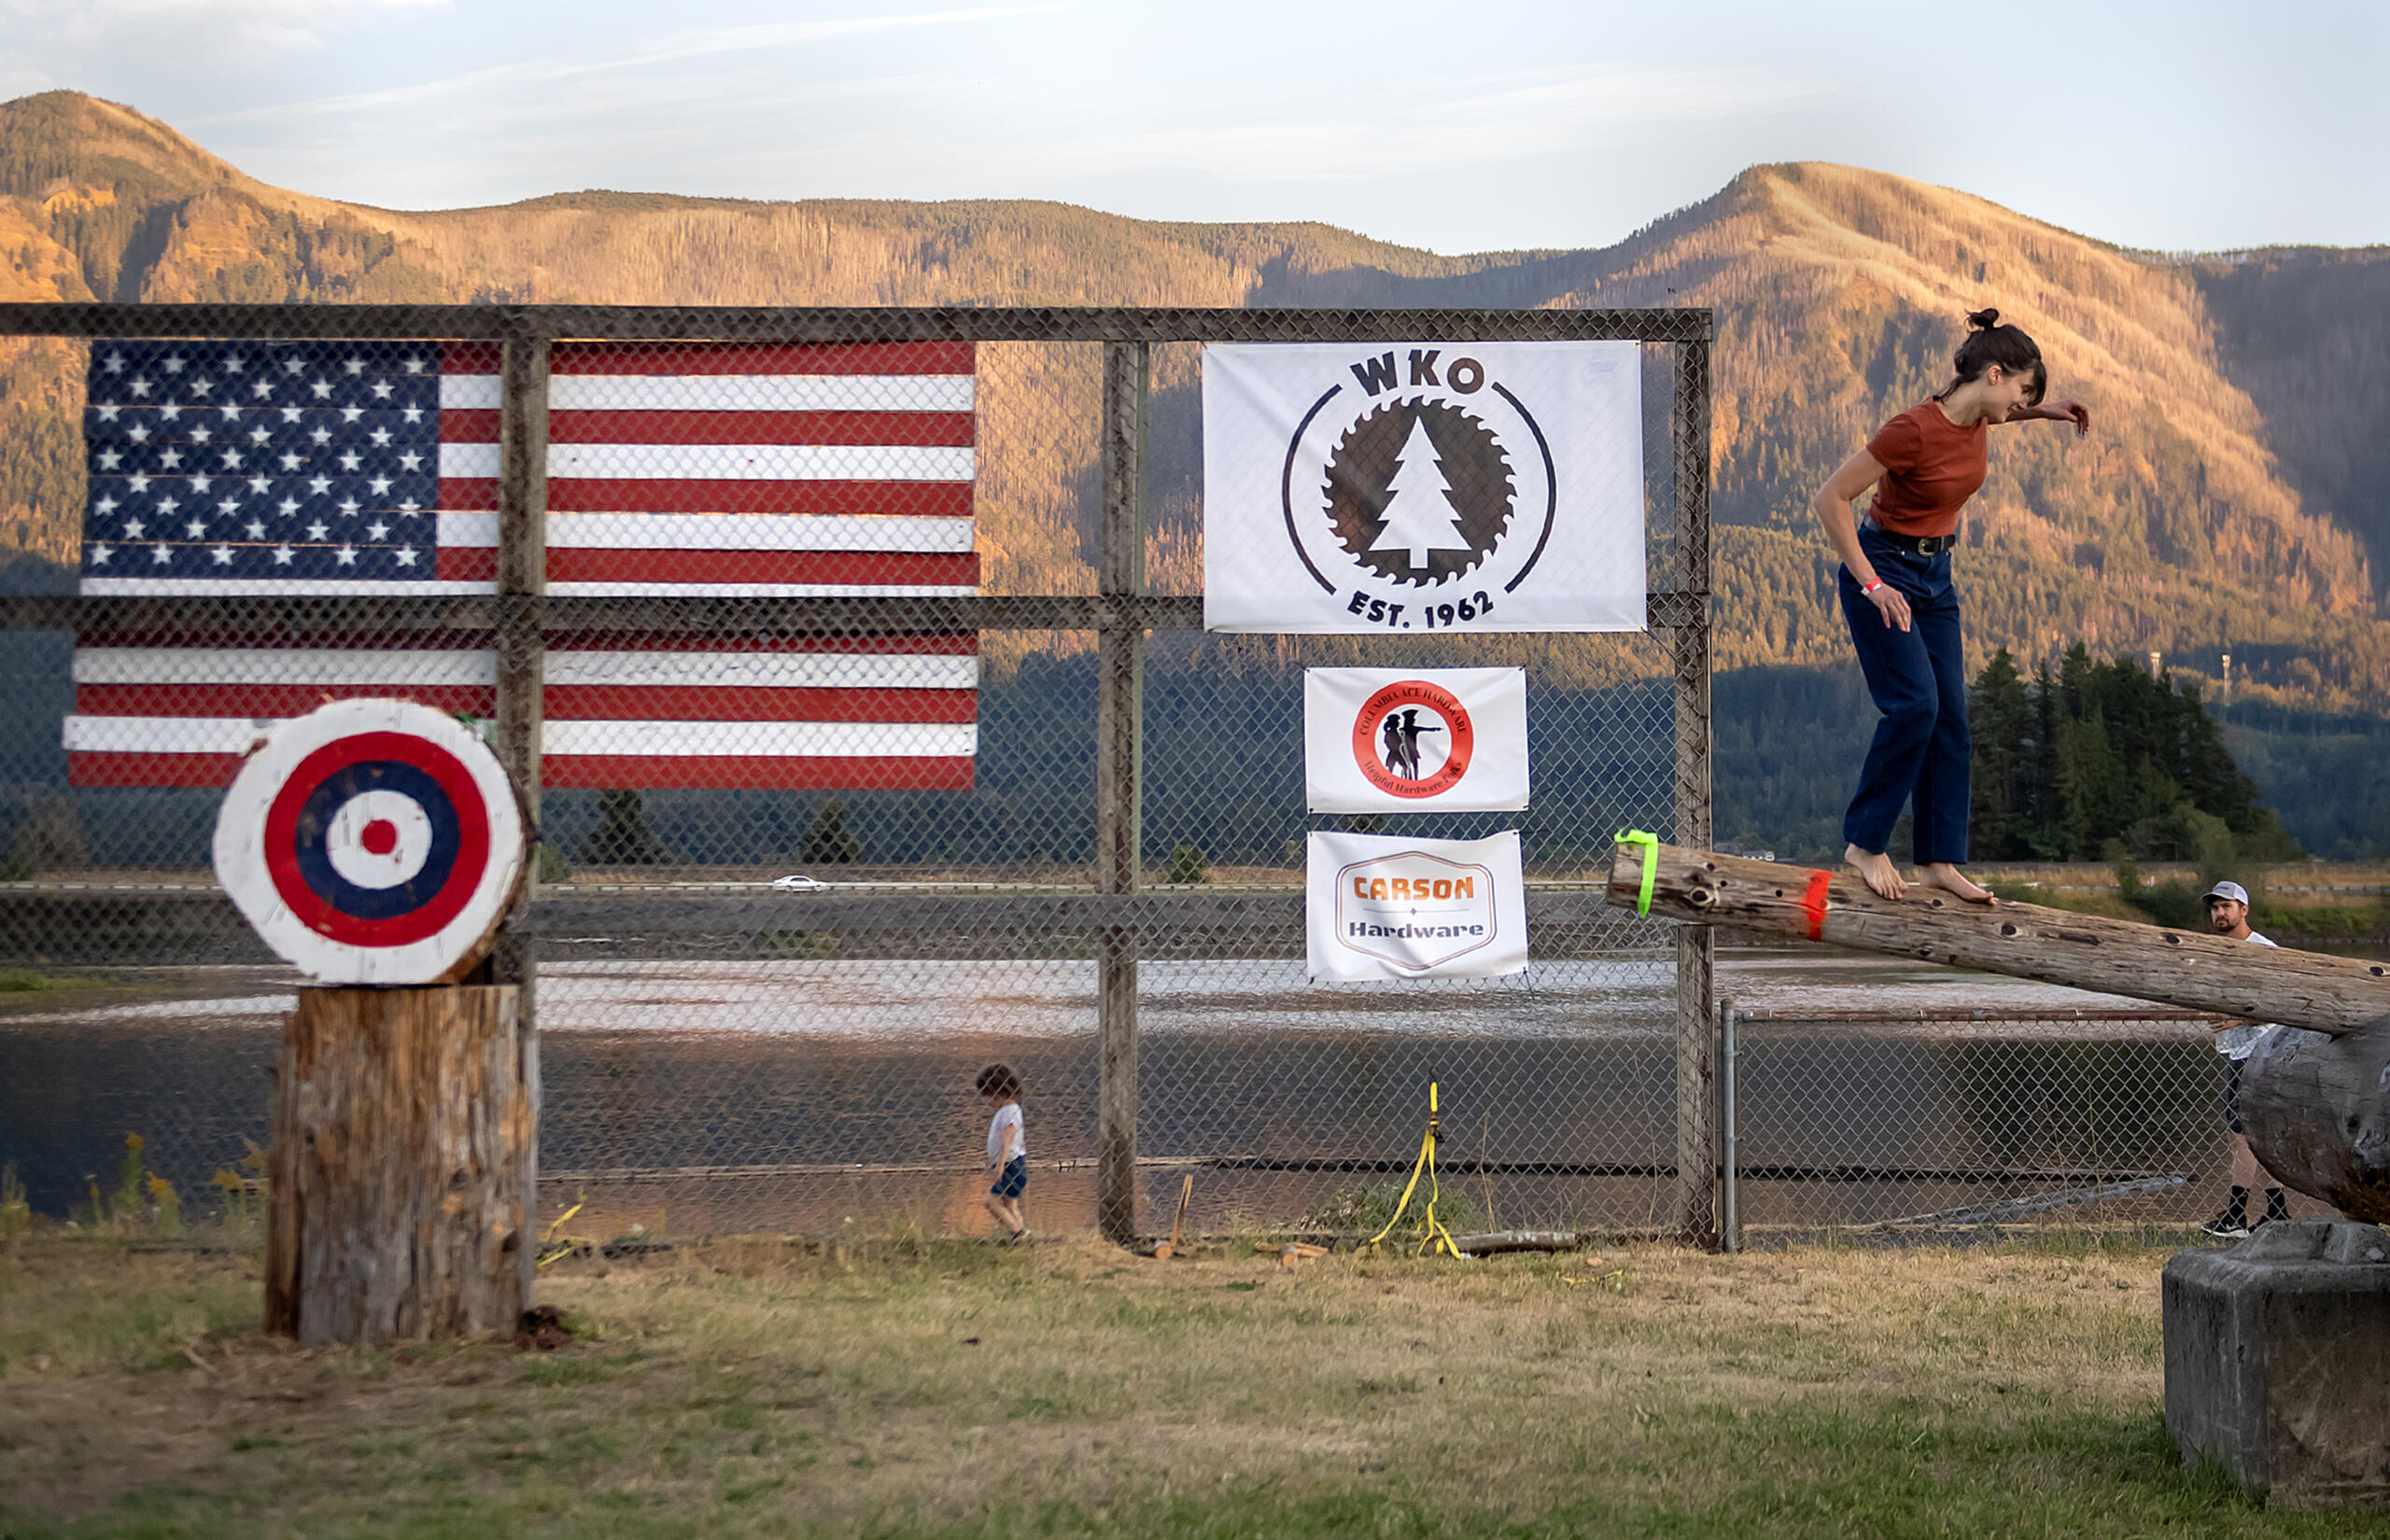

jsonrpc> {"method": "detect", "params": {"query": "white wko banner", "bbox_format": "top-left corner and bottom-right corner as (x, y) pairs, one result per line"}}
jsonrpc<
(1306, 830), (1527, 983)
(1304, 666), (1528, 813)
(1202, 341), (1643, 634)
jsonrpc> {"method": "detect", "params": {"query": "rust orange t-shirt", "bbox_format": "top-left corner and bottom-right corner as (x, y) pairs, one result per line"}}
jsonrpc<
(1864, 400), (1988, 539)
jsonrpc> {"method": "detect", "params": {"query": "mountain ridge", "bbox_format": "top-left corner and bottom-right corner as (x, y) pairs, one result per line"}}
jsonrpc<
(4, 90), (2388, 704)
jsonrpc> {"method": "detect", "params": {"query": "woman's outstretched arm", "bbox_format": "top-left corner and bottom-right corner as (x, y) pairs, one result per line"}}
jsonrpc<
(2002, 399), (2091, 434)
(1812, 449), (1910, 632)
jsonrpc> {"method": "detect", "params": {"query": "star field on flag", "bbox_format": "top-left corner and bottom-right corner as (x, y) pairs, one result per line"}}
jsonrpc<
(83, 342), (442, 590)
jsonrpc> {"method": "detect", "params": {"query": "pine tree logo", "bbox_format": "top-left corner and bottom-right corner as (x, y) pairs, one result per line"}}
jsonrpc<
(1321, 399), (1513, 587)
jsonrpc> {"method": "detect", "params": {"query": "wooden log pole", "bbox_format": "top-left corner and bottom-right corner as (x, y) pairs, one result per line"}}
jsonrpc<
(266, 986), (535, 1345)
(1094, 339), (1148, 1247)
(494, 317), (549, 1308)
(1667, 337), (1717, 1248)
(1607, 840), (2390, 1036)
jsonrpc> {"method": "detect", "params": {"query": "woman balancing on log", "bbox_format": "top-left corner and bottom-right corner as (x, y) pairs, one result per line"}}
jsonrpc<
(1811, 308), (2090, 902)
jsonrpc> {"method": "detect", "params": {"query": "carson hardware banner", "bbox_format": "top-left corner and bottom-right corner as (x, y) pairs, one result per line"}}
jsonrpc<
(1305, 830), (1527, 983)
(1303, 666), (1528, 814)
(1202, 341), (1643, 634)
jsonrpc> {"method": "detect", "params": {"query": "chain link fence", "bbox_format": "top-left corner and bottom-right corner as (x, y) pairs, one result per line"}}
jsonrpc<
(0, 301), (2248, 1250)
(1722, 1007), (2285, 1241)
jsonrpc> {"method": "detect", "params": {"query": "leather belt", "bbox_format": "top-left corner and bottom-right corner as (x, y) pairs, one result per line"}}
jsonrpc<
(1863, 521), (1956, 556)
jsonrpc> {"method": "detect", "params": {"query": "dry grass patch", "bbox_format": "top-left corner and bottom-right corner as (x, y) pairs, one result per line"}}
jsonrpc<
(0, 1230), (2380, 1537)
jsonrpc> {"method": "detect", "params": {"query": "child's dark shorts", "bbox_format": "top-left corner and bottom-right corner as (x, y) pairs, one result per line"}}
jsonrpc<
(991, 1156), (1027, 1200)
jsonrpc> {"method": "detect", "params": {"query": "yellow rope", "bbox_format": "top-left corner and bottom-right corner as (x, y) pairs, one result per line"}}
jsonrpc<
(1364, 1081), (1467, 1259)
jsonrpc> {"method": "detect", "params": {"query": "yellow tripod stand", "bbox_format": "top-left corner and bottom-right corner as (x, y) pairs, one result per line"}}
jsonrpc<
(1364, 1080), (1468, 1259)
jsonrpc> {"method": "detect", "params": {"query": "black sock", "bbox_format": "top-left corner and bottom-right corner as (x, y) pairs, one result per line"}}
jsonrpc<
(2264, 1189), (2290, 1221)
(2225, 1186), (2248, 1222)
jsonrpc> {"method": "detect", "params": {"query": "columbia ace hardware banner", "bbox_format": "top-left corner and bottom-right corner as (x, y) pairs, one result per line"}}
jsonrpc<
(1303, 666), (1528, 813)
(1202, 342), (1644, 633)
(1306, 831), (1527, 983)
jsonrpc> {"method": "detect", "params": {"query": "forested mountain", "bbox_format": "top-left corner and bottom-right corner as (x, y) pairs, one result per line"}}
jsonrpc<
(3, 91), (2389, 707)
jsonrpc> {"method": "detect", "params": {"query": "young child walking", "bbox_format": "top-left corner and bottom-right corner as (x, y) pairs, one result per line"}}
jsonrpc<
(977, 1063), (1028, 1243)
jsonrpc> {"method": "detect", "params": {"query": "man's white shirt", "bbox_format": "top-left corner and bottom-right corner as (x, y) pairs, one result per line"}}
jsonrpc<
(2214, 930), (2278, 1059)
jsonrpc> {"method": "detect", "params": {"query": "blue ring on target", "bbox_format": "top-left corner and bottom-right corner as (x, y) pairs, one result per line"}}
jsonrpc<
(289, 761), (463, 921)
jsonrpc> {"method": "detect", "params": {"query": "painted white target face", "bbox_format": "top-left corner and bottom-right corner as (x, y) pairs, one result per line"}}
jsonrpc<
(324, 789), (435, 890)
(211, 698), (528, 985)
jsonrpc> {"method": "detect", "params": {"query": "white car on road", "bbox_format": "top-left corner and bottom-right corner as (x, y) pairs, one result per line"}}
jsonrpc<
(769, 875), (830, 891)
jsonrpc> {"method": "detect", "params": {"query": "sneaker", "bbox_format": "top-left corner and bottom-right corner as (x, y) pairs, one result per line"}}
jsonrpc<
(1007, 1228), (1030, 1245)
(2200, 1211), (2249, 1239)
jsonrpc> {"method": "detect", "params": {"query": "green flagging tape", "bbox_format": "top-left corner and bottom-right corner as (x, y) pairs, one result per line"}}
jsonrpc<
(1615, 829), (1659, 917)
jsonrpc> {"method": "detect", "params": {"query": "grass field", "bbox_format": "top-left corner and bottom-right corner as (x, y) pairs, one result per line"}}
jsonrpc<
(2, 1230), (2384, 1538)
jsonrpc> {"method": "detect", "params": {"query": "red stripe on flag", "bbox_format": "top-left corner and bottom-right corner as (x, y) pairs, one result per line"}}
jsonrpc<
(75, 685), (972, 721)
(72, 628), (499, 651)
(71, 631), (977, 655)
(541, 632), (977, 655)
(437, 478), (975, 516)
(77, 684), (498, 718)
(435, 548), (979, 587)
(73, 752), (977, 791)
(439, 342), (974, 377)
(545, 342), (975, 376)
(71, 752), (244, 788)
(542, 754), (975, 791)
(540, 687), (977, 723)
(441, 409), (974, 447)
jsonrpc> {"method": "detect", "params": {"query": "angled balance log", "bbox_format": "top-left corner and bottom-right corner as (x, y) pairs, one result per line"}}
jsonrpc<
(1609, 839), (2390, 1504)
(1606, 839), (2390, 1220)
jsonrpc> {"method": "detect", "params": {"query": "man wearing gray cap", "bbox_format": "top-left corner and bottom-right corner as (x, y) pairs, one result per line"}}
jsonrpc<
(2200, 879), (2290, 1238)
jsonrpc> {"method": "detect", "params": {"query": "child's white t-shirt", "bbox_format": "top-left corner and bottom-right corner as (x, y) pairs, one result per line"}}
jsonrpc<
(987, 1101), (1024, 1166)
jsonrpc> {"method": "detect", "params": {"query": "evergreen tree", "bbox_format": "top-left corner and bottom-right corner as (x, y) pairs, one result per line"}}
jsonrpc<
(1967, 649), (2300, 864)
(1368, 416), (1470, 572)
(1967, 648), (2035, 859)
(575, 789), (670, 865)
(801, 798), (863, 865)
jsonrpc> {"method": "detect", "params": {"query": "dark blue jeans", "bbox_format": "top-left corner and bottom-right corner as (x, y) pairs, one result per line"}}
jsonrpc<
(1838, 526), (1971, 864)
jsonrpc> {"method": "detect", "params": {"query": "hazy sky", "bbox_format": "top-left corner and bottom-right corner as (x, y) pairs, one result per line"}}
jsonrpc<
(3, 0), (2383, 257)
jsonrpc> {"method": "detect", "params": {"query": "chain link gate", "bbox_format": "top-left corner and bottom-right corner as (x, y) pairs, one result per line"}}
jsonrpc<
(0, 301), (1724, 1246)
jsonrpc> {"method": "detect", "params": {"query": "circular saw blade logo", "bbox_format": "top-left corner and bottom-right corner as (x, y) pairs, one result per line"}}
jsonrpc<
(1280, 350), (1560, 605)
(1325, 400), (1511, 587)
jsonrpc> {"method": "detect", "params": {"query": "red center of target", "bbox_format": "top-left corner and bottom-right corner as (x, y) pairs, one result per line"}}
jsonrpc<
(360, 819), (399, 855)
(261, 731), (492, 948)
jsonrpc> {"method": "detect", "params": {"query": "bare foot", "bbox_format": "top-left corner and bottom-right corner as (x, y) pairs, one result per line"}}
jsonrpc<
(1915, 862), (1996, 904)
(1844, 844), (1905, 901)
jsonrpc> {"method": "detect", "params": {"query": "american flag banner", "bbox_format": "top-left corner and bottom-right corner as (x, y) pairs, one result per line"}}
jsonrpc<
(64, 339), (980, 791)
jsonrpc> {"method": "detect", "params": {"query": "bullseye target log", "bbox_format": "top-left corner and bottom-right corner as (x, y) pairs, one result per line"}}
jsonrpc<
(213, 700), (529, 985)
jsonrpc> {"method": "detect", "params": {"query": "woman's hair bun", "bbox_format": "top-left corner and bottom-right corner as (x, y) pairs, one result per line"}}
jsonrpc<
(1965, 307), (2002, 330)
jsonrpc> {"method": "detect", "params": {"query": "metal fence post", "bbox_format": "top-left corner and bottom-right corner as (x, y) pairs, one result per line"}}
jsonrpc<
(1671, 334), (1717, 1248)
(1095, 340), (1149, 1246)
(1720, 998), (1740, 1253)
(495, 315), (548, 1282)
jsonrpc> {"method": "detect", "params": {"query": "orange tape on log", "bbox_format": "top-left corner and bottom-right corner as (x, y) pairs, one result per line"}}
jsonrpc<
(1800, 869), (1833, 942)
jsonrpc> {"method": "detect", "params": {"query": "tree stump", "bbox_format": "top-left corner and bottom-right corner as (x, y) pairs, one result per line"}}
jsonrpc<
(266, 985), (536, 1344)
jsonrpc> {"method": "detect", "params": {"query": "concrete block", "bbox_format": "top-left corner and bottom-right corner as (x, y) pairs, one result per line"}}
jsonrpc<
(2163, 1220), (2390, 1506)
